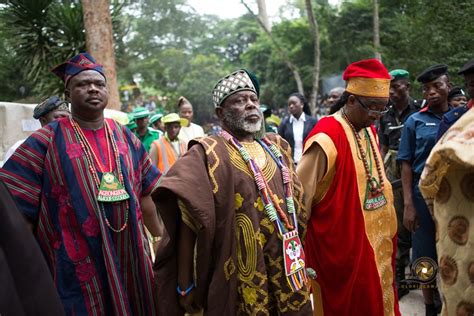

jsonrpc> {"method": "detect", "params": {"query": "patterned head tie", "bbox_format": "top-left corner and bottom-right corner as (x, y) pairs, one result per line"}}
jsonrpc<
(212, 69), (260, 107)
(51, 52), (105, 87)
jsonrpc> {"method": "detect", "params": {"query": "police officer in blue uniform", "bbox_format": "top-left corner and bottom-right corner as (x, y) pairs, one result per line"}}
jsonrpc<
(397, 64), (452, 316)
(447, 87), (467, 108)
(378, 69), (419, 298)
(437, 58), (474, 139)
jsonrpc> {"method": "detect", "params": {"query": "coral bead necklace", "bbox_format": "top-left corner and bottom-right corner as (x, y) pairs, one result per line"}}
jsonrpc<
(70, 118), (130, 232)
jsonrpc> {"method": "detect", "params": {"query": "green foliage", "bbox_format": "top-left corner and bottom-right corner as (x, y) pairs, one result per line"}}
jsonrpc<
(1, 0), (473, 117)
(381, 0), (474, 95)
(175, 54), (225, 122)
(0, 0), (125, 101)
(1, 0), (85, 99)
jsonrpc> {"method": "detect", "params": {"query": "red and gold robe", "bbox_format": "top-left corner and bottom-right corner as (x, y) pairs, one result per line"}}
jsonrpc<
(297, 113), (400, 316)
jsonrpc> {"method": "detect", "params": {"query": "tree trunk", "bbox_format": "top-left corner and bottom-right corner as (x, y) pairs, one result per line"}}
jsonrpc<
(305, 0), (321, 115)
(241, 0), (305, 95)
(82, 0), (120, 110)
(256, 0), (271, 32)
(373, 0), (382, 61)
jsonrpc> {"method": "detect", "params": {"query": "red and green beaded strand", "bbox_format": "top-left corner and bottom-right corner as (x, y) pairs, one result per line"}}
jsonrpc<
(341, 109), (385, 195)
(220, 130), (297, 235)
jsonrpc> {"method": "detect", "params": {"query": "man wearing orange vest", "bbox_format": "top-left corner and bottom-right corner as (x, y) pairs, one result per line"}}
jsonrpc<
(149, 113), (188, 174)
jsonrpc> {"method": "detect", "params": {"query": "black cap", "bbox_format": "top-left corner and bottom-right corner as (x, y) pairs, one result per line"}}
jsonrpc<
(33, 96), (69, 119)
(458, 58), (474, 75)
(416, 64), (448, 83)
(448, 87), (466, 101)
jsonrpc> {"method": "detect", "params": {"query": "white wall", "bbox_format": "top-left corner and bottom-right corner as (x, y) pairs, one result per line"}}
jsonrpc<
(0, 102), (41, 163)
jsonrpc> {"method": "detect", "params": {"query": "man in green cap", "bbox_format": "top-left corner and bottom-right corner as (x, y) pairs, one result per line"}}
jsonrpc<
(132, 107), (161, 152)
(377, 68), (419, 298)
(149, 113), (165, 133)
(126, 113), (137, 133)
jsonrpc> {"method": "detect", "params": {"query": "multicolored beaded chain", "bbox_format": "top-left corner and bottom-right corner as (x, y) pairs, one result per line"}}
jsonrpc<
(341, 109), (385, 195)
(220, 130), (298, 235)
(70, 118), (129, 233)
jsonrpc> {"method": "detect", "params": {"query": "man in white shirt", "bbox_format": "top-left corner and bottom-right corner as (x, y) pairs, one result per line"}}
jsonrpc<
(290, 112), (306, 163)
(177, 96), (205, 144)
(278, 92), (317, 164)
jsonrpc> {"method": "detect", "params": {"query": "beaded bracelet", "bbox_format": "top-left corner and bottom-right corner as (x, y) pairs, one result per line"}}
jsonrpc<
(177, 282), (195, 296)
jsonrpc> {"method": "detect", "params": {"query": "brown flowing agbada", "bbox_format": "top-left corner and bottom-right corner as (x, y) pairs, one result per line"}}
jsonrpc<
(152, 133), (312, 315)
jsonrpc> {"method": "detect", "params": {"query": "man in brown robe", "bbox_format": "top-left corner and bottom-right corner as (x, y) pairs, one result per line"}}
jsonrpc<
(153, 69), (312, 315)
(0, 179), (64, 315)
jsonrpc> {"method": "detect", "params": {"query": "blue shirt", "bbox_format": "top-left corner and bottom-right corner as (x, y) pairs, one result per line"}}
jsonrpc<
(437, 101), (471, 140)
(397, 107), (447, 175)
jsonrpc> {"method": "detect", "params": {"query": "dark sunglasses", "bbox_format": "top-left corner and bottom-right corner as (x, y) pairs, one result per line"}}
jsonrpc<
(353, 95), (389, 116)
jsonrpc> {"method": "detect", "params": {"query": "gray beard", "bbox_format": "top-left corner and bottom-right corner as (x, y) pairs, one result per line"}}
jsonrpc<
(222, 109), (262, 135)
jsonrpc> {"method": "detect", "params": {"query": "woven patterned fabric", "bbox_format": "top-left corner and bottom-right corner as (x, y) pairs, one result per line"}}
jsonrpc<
(213, 69), (257, 107)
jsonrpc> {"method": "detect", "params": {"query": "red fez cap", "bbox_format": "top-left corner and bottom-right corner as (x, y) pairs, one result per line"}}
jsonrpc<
(343, 58), (391, 97)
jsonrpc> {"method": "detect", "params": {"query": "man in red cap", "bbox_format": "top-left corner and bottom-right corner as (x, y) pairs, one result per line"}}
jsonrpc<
(297, 59), (400, 316)
(0, 53), (162, 315)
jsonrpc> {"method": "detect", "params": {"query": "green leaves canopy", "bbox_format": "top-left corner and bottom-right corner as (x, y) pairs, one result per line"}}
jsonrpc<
(1, 0), (473, 117)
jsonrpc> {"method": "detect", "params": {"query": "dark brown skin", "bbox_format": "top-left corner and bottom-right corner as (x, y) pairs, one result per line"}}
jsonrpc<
(287, 95), (304, 119)
(165, 122), (181, 141)
(389, 78), (411, 112)
(327, 88), (344, 107)
(381, 79), (411, 158)
(136, 117), (150, 136)
(178, 102), (193, 127)
(216, 90), (261, 142)
(464, 73), (474, 98)
(402, 75), (450, 235)
(39, 109), (70, 127)
(66, 70), (161, 237)
(152, 120), (164, 132)
(401, 161), (418, 233)
(449, 95), (467, 108)
(177, 224), (199, 313)
(65, 70), (108, 130)
(422, 75), (451, 113)
(343, 94), (389, 131)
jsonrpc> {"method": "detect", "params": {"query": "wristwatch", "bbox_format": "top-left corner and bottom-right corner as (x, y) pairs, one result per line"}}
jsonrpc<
(151, 236), (161, 243)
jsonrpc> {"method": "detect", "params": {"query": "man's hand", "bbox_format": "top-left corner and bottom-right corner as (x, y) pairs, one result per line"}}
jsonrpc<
(178, 289), (200, 314)
(403, 202), (419, 232)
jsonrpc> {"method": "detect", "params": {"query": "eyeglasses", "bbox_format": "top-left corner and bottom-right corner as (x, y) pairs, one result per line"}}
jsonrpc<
(353, 95), (389, 116)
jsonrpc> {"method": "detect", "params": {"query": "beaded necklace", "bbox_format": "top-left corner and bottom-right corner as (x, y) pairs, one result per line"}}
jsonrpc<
(220, 130), (296, 235)
(220, 130), (307, 291)
(70, 118), (129, 232)
(341, 109), (385, 195)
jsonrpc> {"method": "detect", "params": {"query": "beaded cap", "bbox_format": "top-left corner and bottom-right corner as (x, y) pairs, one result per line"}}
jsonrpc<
(212, 69), (260, 107)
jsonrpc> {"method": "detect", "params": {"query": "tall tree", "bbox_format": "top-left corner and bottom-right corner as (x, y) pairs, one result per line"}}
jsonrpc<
(82, 0), (120, 110)
(373, 0), (381, 60)
(305, 0), (321, 113)
(241, 0), (305, 94)
(256, 0), (270, 31)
